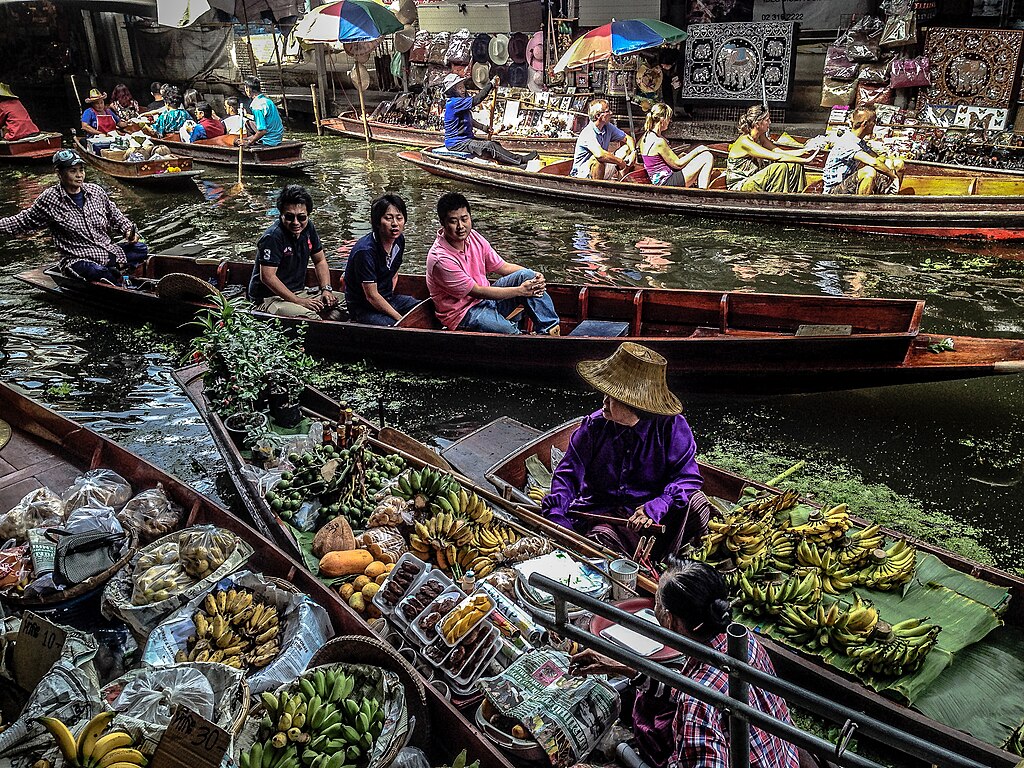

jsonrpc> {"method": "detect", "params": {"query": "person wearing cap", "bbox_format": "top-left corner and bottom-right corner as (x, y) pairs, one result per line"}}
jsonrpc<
(240, 76), (284, 147)
(0, 83), (41, 142)
(0, 149), (146, 282)
(570, 98), (636, 180)
(81, 89), (122, 136)
(541, 342), (709, 560)
(442, 73), (538, 167)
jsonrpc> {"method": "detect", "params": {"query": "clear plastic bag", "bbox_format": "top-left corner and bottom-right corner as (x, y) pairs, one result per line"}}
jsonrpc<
(132, 561), (195, 605)
(64, 501), (125, 536)
(118, 484), (182, 544)
(177, 526), (238, 579)
(62, 469), (132, 513)
(0, 488), (64, 543)
(136, 541), (179, 571)
(111, 666), (215, 724)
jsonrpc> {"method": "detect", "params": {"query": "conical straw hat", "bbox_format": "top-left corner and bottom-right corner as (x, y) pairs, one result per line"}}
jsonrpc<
(576, 342), (682, 416)
(0, 83), (17, 98)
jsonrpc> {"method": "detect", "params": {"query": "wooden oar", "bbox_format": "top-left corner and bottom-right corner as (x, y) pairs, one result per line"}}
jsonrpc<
(486, 84), (498, 140)
(569, 510), (666, 533)
(377, 426), (453, 472)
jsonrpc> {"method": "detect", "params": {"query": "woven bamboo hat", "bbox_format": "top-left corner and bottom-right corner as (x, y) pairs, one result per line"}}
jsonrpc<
(576, 342), (682, 416)
(0, 83), (17, 99)
(85, 88), (108, 104)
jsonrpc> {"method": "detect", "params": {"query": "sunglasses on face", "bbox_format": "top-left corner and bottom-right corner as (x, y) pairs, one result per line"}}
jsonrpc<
(282, 213), (308, 222)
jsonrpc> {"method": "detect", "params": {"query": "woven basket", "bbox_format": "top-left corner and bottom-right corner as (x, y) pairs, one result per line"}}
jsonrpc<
(308, 635), (429, 746)
(156, 273), (219, 301)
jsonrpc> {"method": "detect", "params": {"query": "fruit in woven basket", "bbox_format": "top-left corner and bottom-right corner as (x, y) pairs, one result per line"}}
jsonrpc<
(311, 515), (356, 558)
(174, 587), (281, 669)
(319, 548), (374, 577)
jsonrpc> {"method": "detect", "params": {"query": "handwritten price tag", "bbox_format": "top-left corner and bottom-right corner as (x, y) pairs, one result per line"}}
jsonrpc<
(151, 704), (229, 768)
(14, 611), (66, 691)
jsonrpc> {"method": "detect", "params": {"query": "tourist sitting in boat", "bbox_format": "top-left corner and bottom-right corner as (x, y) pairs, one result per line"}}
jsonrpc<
(441, 74), (538, 167)
(221, 97), (244, 136)
(0, 82), (41, 141)
(183, 88), (201, 120)
(240, 76), (284, 148)
(180, 102), (226, 143)
(109, 83), (140, 123)
(639, 103), (714, 188)
(822, 106), (904, 195)
(541, 342), (708, 559)
(0, 149), (147, 282)
(144, 87), (190, 139)
(144, 82), (164, 112)
(426, 191), (559, 334)
(248, 184), (337, 320)
(81, 89), (122, 136)
(571, 98), (637, 180)
(569, 559), (798, 768)
(727, 105), (817, 193)
(344, 193), (420, 326)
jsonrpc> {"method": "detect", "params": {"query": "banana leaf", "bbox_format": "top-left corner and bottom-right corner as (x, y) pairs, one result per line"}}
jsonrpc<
(913, 625), (1024, 751)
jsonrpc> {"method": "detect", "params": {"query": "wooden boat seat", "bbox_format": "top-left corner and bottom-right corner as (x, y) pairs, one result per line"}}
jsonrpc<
(395, 298), (443, 330)
(623, 168), (652, 184)
(538, 159), (573, 176)
(567, 320), (630, 337)
(897, 175), (975, 196)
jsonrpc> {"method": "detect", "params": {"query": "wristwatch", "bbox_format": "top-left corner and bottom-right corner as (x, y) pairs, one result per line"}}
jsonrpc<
(321, 285), (333, 292)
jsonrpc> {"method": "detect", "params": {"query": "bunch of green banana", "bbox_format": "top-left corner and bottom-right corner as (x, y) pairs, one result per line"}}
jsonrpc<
(689, 531), (726, 563)
(834, 525), (884, 568)
(739, 529), (796, 572)
(733, 489), (800, 518)
(786, 504), (852, 545)
(735, 569), (820, 617)
(37, 711), (146, 768)
(795, 541), (856, 594)
(439, 750), (480, 768)
(174, 587), (280, 669)
(430, 486), (494, 527)
(854, 540), (917, 591)
(847, 618), (940, 677)
(395, 468), (457, 510)
(777, 602), (842, 650)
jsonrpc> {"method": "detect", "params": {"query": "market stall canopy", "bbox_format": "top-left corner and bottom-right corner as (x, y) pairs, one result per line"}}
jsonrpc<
(149, 0), (304, 26)
(553, 18), (686, 73)
(294, 0), (402, 43)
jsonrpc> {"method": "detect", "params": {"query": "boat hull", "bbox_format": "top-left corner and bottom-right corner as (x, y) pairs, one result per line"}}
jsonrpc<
(74, 137), (201, 187)
(0, 132), (62, 161)
(151, 135), (309, 173)
(399, 149), (1024, 241)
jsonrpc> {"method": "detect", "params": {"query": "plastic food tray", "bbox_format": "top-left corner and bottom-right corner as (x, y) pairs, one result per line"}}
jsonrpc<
(410, 584), (466, 647)
(396, 571), (453, 626)
(438, 591), (496, 648)
(440, 623), (501, 693)
(373, 552), (429, 617)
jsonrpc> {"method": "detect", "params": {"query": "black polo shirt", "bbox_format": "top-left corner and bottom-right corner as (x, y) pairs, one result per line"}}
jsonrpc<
(248, 219), (323, 301)
(343, 231), (405, 314)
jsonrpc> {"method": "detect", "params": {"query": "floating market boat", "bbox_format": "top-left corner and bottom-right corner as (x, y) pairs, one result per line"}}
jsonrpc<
(398, 148), (1024, 241)
(72, 135), (201, 187)
(15, 254), (1024, 394)
(150, 134), (309, 173)
(0, 131), (62, 162)
(482, 418), (1024, 767)
(0, 381), (514, 768)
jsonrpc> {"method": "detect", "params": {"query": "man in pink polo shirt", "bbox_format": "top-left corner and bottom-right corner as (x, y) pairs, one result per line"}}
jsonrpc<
(426, 192), (560, 334)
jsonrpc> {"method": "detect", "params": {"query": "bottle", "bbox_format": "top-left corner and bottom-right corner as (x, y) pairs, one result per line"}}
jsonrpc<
(460, 569), (476, 593)
(322, 420), (334, 448)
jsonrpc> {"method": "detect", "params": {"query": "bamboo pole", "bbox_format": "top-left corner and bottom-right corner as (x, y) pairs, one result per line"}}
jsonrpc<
(768, 461), (806, 487)
(310, 85), (322, 136)
(357, 80), (370, 146)
(486, 82), (498, 140)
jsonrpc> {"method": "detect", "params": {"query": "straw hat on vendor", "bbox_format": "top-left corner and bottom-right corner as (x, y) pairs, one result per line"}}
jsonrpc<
(0, 83), (18, 99)
(576, 341), (683, 418)
(85, 89), (108, 104)
(442, 73), (469, 95)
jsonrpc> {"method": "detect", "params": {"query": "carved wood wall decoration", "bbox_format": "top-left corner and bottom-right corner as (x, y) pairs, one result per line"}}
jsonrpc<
(923, 27), (1024, 109)
(680, 22), (797, 103)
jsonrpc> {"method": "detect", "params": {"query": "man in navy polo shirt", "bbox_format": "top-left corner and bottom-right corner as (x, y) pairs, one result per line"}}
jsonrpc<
(344, 193), (420, 326)
(248, 184), (337, 319)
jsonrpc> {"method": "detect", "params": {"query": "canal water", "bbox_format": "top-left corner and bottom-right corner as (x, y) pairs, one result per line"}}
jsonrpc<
(1, 132), (1023, 568)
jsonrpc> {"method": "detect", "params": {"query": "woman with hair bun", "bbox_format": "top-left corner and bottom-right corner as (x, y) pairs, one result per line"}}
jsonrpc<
(726, 105), (817, 193)
(570, 560), (798, 768)
(639, 103), (714, 188)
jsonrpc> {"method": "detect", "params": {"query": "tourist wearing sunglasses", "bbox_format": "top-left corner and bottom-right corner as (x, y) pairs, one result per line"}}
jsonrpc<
(248, 184), (338, 319)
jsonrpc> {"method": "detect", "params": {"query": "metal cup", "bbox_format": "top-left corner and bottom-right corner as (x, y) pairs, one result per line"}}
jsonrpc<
(609, 558), (639, 600)
(430, 679), (451, 701)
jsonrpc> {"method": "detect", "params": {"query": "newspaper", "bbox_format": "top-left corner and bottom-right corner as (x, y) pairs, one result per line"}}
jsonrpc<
(479, 649), (619, 768)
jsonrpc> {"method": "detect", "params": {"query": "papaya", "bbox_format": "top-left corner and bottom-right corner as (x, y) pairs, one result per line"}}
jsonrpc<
(319, 548), (374, 577)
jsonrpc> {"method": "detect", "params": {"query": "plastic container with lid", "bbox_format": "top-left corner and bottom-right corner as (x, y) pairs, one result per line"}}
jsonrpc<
(410, 585), (466, 646)
(373, 552), (429, 616)
(396, 570), (453, 626)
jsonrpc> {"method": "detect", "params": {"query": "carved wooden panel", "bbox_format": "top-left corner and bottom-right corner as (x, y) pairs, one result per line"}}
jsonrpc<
(923, 27), (1024, 109)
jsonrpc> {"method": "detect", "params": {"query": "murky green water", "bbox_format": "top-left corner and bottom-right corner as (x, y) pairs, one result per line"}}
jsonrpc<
(2, 133), (1023, 567)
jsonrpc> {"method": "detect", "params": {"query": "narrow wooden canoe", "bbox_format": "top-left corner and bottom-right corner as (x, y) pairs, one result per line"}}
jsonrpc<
(73, 136), (201, 187)
(15, 254), (1024, 394)
(398, 148), (1024, 241)
(150, 134), (309, 173)
(0, 381), (513, 768)
(322, 112), (580, 154)
(483, 418), (1024, 767)
(0, 132), (62, 161)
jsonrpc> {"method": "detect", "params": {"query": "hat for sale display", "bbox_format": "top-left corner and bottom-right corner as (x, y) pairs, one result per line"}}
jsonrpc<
(526, 32), (545, 71)
(508, 32), (529, 64)
(471, 33), (491, 63)
(471, 62), (491, 88)
(488, 34), (509, 65)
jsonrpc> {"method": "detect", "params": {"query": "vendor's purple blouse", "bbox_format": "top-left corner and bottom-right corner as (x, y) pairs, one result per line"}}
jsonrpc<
(541, 410), (702, 529)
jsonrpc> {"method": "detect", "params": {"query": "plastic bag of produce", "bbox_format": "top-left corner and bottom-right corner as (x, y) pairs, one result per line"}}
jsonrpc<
(101, 527), (253, 639)
(0, 544), (31, 594)
(64, 501), (124, 535)
(118, 484), (183, 545)
(62, 469), (132, 514)
(142, 570), (333, 694)
(177, 525), (238, 579)
(131, 561), (194, 605)
(0, 488), (64, 544)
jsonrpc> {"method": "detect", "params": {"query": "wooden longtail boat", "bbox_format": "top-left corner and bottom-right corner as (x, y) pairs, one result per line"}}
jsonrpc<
(0, 132), (62, 161)
(0, 381), (513, 768)
(15, 254), (1024, 394)
(72, 136), (201, 188)
(483, 418), (1024, 767)
(398, 148), (1024, 241)
(150, 134), (309, 173)
(322, 112), (579, 154)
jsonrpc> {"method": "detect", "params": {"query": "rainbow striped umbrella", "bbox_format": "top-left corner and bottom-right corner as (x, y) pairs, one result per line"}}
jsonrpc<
(295, 0), (403, 43)
(553, 18), (687, 72)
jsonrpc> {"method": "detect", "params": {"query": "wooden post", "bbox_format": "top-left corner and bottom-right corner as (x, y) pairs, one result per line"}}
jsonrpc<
(236, 125), (244, 187)
(314, 43), (329, 119)
(273, 26), (290, 118)
(356, 79), (370, 145)
(310, 85), (322, 136)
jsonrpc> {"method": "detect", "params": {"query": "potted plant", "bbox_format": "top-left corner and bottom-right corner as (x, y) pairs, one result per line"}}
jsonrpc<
(223, 410), (270, 449)
(262, 369), (303, 428)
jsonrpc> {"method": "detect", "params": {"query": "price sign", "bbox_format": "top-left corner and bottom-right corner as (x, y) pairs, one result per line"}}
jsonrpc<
(151, 705), (229, 768)
(14, 611), (66, 691)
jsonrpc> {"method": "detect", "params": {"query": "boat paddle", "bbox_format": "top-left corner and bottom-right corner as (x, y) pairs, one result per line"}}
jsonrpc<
(230, 123), (244, 194)
(486, 79), (499, 140)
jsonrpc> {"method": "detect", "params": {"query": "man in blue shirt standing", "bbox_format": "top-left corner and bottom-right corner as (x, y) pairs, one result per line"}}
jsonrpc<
(241, 76), (284, 147)
(570, 98), (636, 179)
(442, 74), (537, 167)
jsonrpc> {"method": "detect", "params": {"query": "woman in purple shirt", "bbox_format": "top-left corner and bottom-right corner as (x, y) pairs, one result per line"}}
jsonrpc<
(541, 342), (709, 560)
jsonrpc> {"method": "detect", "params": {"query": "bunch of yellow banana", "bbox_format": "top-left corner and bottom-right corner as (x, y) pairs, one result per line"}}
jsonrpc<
(795, 541), (856, 594)
(786, 504), (852, 545)
(38, 711), (145, 768)
(174, 587), (280, 669)
(734, 489), (800, 518)
(735, 569), (820, 617)
(827, 594), (880, 651)
(526, 485), (547, 503)
(739, 529), (796, 572)
(690, 531), (726, 563)
(441, 594), (493, 643)
(847, 618), (940, 677)
(417, 512), (476, 548)
(834, 524), (884, 568)
(430, 487), (495, 527)
(854, 540), (917, 591)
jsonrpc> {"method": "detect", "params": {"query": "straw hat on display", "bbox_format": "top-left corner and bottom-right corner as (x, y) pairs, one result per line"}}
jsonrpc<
(85, 89), (108, 104)
(471, 62), (491, 88)
(488, 34), (509, 65)
(527, 67), (546, 93)
(441, 73), (468, 93)
(0, 83), (17, 99)
(576, 342), (682, 416)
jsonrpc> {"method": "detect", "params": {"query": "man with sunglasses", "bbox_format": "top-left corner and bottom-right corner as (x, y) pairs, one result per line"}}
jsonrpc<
(0, 149), (145, 282)
(248, 184), (337, 319)
(570, 98), (635, 180)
